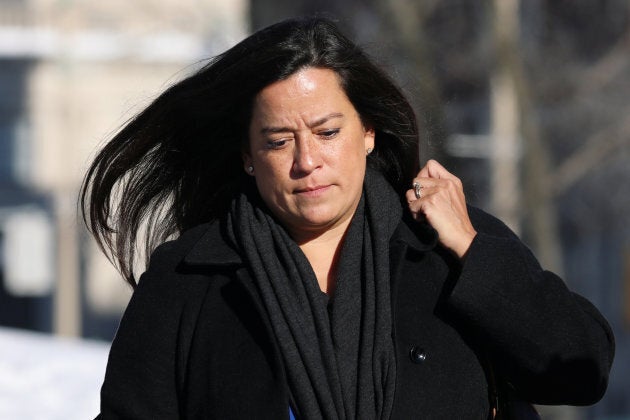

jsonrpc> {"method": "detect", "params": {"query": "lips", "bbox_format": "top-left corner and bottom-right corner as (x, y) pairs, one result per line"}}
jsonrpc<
(294, 184), (331, 196)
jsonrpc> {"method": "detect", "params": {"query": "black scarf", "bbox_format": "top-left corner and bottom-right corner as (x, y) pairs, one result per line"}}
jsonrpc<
(226, 169), (401, 419)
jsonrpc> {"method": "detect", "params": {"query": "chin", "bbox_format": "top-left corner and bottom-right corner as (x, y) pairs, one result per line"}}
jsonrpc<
(287, 211), (335, 230)
(297, 215), (334, 229)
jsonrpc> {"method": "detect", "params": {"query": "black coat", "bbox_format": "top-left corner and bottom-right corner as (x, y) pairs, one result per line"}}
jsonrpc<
(97, 207), (614, 419)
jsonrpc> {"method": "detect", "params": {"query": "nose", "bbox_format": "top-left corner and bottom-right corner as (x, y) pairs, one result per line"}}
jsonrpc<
(291, 136), (320, 176)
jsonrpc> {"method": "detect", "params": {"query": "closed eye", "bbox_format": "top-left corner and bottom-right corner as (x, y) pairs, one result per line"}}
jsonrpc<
(265, 139), (290, 149)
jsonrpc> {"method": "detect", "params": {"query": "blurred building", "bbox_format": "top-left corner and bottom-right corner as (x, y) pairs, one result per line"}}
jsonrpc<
(0, 0), (248, 338)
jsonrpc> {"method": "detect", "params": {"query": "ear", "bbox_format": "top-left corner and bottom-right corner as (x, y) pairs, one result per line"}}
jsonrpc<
(242, 152), (255, 176)
(363, 126), (375, 151)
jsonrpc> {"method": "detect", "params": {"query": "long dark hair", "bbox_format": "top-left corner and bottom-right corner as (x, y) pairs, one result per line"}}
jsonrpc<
(81, 16), (420, 287)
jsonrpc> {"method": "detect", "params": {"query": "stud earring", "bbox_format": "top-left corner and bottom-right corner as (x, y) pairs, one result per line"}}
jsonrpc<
(366, 148), (373, 155)
(247, 166), (254, 174)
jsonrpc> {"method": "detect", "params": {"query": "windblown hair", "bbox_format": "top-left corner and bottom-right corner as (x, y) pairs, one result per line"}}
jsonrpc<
(81, 17), (420, 287)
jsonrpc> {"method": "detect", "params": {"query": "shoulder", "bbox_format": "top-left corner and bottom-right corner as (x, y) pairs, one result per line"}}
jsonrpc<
(135, 220), (239, 298)
(124, 221), (241, 338)
(146, 219), (242, 273)
(140, 223), (206, 276)
(143, 222), (214, 274)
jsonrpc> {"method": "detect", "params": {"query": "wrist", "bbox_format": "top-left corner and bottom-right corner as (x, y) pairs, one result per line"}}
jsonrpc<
(453, 230), (477, 260)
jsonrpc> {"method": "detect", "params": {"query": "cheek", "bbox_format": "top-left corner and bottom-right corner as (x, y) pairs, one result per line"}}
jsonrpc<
(255, 155), (289, 181)
(254, 176), (280, 213)
(343, 135), (369, 166)
(252, 159), (287, 201)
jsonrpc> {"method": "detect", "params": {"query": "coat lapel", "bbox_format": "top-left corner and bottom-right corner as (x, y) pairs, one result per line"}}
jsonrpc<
(389, 218), (438, 281)
(182, 220), (242, 266)
(180, 220), (287, 387)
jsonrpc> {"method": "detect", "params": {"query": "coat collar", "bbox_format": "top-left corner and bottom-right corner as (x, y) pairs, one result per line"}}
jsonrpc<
(182, 214), (438, 267)
(391, 214), (439, 253)
(183, 220), (243, 266)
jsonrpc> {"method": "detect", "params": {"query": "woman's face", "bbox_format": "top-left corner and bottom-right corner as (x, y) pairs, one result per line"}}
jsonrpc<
(244, 67), (374, 240)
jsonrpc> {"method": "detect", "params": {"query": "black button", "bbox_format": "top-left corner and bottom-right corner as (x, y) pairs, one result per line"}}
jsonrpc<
(409, 346), (427, 364)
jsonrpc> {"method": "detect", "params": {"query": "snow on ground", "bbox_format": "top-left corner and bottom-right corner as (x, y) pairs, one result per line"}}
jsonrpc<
(0, 327), (110, 420)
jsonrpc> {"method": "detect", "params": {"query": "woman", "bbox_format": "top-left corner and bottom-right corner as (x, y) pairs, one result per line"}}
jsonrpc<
(84, 17), (614, 419)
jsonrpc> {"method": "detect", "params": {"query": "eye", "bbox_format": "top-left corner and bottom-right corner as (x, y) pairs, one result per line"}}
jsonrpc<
(265, 139), (289, 149)
(318, 128), (340, 139)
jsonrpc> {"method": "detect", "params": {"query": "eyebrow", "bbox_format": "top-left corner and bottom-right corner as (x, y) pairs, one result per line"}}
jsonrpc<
(260, 112), (344, 135)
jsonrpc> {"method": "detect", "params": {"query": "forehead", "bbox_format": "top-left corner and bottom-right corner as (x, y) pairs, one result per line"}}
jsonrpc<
(251, 67), (355, 123)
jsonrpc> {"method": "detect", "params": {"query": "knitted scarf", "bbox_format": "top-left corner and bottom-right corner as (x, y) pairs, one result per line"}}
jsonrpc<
(226, 169), (401, 419)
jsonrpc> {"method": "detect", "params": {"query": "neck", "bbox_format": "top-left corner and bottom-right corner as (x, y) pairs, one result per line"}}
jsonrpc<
(291, 220), (351, 295)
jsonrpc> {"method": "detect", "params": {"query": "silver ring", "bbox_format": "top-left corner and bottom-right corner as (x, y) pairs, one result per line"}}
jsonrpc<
(413, 182), (422, 199)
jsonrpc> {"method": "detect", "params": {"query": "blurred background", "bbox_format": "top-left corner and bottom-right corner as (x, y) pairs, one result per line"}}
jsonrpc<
(0, 0), (628, 418)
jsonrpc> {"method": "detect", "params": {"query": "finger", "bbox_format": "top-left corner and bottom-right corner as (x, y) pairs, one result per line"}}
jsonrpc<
(413, 181), (423, 199)
(424, 160), (461, 185)
(408, 178), (434, 201)
(405, 191), (428, 221)
(406, 185), (441, 210)
(417, 164), (430, 179)
(405, 188), (419, 203)
(414, 175), (464, 208)
(410, 177), (443, 194)
(415, 159), (452, 181)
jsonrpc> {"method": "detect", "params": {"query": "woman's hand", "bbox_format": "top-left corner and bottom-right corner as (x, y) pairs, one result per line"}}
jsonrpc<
(406, 160), (477, 259)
